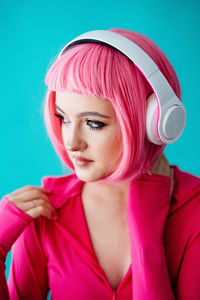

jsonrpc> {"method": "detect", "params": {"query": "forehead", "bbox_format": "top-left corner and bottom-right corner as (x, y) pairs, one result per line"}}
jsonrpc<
(55, 91), (116, 116)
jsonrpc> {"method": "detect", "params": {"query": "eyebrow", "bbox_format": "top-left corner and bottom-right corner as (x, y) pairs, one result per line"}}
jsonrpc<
(55, 104), (111, 119)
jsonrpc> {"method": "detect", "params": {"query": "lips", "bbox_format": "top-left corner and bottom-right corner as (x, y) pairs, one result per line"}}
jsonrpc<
(73, 156), (94, 167)
(73, 156), (93, 162)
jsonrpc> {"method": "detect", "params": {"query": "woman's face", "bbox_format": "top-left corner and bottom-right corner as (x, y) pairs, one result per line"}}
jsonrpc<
(55, 91), (122, 182)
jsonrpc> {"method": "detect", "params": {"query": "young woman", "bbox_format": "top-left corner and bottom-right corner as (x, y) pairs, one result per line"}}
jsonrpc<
(0, 28), (199, 300)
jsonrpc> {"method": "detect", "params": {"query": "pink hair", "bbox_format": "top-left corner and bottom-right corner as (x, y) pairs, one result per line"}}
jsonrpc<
(43, 28), (181, 184)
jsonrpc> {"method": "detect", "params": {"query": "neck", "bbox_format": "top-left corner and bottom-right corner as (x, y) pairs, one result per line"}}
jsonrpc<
(83, 180), (131, 209)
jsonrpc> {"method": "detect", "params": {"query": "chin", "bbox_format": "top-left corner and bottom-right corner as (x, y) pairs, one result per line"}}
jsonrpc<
(74, 167), (108, 183)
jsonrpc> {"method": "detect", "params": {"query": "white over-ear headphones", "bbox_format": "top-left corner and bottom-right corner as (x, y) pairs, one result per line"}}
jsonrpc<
(58, 30), (186, 145)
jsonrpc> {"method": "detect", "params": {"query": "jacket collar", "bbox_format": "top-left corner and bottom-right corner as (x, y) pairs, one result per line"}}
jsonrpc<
(41, 165), (200, 212)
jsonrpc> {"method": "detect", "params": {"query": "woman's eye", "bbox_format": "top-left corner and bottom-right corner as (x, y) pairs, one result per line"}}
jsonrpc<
(86, 119), (106, 131)
(55, 113), (69, 124)
(54, 113), (105, 130)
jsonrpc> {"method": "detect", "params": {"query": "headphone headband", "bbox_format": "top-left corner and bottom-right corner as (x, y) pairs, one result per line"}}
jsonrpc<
(58, 30), (186, 144)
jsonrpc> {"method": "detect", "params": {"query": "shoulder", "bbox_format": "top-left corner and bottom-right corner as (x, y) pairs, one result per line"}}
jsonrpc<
(164, 166), (200, 283)
(168, 165), (200, 243)
(41, 172), (84, 209)
(170, 165), (200, 210)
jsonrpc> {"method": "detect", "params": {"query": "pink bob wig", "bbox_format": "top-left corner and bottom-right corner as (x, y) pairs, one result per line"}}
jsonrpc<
(43, 28), (181, 184)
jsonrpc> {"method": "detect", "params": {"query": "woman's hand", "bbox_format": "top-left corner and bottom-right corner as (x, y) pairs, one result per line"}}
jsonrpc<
(150, 154), (174, 198)
(5, 186), (57, 220)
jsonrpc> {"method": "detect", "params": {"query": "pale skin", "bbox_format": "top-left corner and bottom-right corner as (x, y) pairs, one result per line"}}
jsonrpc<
(5, 91), (174, 221)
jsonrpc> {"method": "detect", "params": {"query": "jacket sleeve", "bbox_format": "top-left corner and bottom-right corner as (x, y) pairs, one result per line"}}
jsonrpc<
(174, 233), (200, 299)
(0, 196), (49, 300)
(127, 174), (175, 300)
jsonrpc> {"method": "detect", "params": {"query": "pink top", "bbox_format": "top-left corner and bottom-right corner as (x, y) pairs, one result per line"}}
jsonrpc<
(0, 165), (199, 300)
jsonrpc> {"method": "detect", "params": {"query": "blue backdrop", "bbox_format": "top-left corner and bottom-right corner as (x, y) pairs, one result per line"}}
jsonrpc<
(1, 0), (199, 298)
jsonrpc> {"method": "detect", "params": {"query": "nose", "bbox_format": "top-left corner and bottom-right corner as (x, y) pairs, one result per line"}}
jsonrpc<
(63, 124), (87, 152)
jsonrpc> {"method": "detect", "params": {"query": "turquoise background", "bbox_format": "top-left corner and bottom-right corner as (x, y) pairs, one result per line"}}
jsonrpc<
(1, 0), (199, 298)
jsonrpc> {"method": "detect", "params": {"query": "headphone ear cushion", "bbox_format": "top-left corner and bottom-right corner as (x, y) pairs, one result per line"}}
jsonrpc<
(146, 93), (164, 145)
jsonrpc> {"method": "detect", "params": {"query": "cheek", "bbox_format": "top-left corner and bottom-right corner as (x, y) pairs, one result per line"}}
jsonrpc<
(108, 129), (123, 163)
(92, 129), (122, 158)
(61, 126), (66, 142)
(110, 134), (122, 158)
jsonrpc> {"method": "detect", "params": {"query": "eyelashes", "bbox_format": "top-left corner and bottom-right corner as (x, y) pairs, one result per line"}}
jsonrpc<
(54, 113), (106, 131)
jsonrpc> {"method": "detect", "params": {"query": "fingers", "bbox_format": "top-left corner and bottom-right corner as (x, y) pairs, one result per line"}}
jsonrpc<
(6, 186), (57, 220)
(26, 205), (57, 220)
(8, 188), (52, 203)
(7, 185), (52, 197)
(16, 198), (56, 215)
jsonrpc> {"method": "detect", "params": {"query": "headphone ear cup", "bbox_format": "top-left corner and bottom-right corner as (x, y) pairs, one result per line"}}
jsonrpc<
(146, 93), (164, 145)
